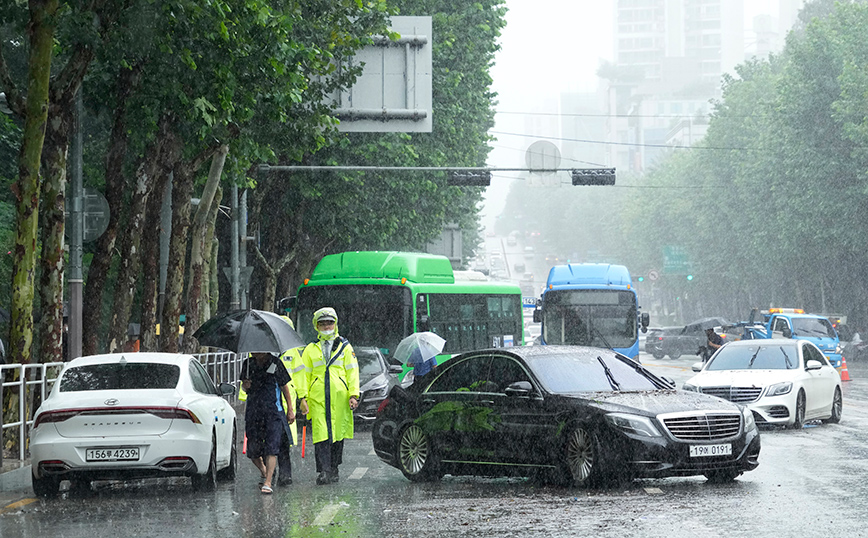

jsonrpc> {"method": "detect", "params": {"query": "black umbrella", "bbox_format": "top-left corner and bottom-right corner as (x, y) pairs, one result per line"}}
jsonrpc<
(684, 317), (731, 333)
(192, 309), (305, 354)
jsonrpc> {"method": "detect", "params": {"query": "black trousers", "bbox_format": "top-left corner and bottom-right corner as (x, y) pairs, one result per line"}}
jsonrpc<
(314, 440), (344, 474)
(277, 429), (292, 481)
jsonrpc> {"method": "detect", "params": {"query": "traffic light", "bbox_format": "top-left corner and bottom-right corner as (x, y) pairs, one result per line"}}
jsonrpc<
(686, 274), (694, 281)
(449, 170), (491, 186)
(637, 276), (644, 282)
(571, 168), (616, 186)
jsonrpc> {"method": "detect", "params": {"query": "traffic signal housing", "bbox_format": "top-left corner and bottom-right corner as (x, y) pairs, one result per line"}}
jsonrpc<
(571, 168), (616, 186)
(449, 170), (491, 186)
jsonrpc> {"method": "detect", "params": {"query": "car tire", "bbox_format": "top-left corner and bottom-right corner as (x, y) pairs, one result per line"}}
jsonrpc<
(560, 425), (604, 487)
(398, 424), (441, 482)
(790, 390), (806, 429)
(652, 352), (665, 360)
(191, 433), (217, 491)
(823, 387), (843, 424)
(668, 352), (681, 360)
(704, 469), (742, 483)
(32, 474), (60, 498)
(217, 425), (237, 482)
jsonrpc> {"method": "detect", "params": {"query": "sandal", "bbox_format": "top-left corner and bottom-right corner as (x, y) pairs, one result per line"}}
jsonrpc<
(260, 485), (273, 495)
(258, 475), (266, 486)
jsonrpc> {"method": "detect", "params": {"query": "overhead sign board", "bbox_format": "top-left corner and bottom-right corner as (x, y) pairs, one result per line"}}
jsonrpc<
(331, 16), (433, 133)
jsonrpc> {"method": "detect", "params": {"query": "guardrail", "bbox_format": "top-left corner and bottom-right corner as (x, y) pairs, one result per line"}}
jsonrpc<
(0, 351), (244, 466)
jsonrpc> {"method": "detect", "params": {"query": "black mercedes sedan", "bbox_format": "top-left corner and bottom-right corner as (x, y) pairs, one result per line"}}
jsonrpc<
(373, 346), (760, 487)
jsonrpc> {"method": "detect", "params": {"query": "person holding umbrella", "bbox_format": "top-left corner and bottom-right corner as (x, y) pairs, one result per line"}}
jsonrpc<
(240, 351), (295, 494)
(297, 307), (359, 485)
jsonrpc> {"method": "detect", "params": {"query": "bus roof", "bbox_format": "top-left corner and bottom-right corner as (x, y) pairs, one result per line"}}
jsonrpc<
(309, 251), (455, 284)
(545, 263), (632, 290)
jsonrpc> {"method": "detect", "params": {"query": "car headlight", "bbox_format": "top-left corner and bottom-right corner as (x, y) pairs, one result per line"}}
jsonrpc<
(767, 381), (792, 397)
(605, 413), (662, 438)
(364, 384), (388, 399)
(681, 383), (698, 392)
(742, 406), (756, 432)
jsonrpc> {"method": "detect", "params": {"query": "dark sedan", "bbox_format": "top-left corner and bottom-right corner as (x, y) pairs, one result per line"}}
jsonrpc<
(373, 346), (760, 487)
(355, 347), (404, 423)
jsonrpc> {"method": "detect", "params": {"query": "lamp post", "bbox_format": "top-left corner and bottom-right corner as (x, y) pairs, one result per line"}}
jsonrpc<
(68, 89), (83, 360)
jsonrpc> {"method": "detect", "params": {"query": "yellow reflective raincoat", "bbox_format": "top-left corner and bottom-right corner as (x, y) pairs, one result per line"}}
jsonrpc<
(298, 309), (359, 445)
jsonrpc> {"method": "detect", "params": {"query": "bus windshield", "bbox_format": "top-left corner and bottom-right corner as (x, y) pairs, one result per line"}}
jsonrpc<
(541, 289), (637, 348)
(296, 285), (411, 354)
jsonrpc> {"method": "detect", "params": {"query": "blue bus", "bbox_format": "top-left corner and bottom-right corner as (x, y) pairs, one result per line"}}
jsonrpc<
(532, 263), (649, 360)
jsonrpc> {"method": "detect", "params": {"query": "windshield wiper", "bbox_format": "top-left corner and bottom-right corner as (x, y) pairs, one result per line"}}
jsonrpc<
(780, 347), (793, 369)
(748, 347), (762, 368)
(592, 326), (613, 350)
(597, 355), (621, 391)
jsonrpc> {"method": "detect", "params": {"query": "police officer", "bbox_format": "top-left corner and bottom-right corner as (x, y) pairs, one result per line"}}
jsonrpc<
(298, 307), (359, 485)
(275, 345), (304, 486)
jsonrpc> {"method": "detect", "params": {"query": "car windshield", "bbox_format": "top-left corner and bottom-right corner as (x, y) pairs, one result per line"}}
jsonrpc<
(355, 349), (386, 379)
(530, 353), (659, 393)
(60, 363), (181, 392)
(706, 345), (798, 370)
(541, 290), (638, 348)
(792, 318), (836, 338)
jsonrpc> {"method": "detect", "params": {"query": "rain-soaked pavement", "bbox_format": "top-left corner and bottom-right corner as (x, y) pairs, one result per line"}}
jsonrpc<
(3, 353), (868, 538)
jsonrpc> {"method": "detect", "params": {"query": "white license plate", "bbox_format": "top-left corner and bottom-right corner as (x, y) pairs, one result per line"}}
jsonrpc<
(86, 447), (140, 462)
(689, 444), (732, 457)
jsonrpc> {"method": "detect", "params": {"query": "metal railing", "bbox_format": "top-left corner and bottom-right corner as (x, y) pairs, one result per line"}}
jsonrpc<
(1, 362), (65, 465)
(0, 352), (245, 465)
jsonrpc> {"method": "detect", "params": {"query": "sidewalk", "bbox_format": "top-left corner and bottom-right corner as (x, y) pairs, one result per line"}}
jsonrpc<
(0, 460), (33, 507)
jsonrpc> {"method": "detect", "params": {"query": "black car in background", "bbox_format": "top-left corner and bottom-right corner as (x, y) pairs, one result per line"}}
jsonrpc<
(373, 346), (760, 486)
(647, 325), (721, 360)
(354, 347), (404, 423)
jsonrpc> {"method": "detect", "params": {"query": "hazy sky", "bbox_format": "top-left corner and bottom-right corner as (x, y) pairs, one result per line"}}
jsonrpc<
(480, 0), (780, 229)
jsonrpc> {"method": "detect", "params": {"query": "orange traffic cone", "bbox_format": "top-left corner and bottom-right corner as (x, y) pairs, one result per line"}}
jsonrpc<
(838, 356), (851, 382)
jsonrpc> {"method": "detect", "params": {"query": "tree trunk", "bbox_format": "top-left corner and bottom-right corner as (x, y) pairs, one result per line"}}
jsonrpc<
(202, 187), (223, 322)
(81, 65), (139, 355)
(37, 100), (72, 363)
(106, 149), (161, 353)
(138, 123), (182, 352)
(207, 235), (220, 319)
(185, 145), (228, 343)
(10, 0), (58, 365)
(161, 161), (196, 353)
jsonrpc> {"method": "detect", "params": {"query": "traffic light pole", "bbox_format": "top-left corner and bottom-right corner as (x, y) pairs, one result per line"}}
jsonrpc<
(68, 90), (84, 361)
(258, 165), (616, 187)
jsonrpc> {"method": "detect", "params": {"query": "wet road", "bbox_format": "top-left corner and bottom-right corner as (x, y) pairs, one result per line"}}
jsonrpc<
(3, 354), (868, 537)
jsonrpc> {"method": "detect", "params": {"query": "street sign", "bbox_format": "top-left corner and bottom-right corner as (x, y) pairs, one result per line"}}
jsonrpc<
(648, 270), (659, 281)
(65, 187), (110, 242)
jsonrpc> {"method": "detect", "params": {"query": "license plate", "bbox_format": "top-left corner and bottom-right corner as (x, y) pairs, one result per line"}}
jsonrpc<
(86, 447), (140, 462)
(689, 444), (732, 457)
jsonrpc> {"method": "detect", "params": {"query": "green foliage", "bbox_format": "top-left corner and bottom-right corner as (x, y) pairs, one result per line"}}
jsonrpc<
(256, 0), (507, 281)
(617, 1), (868, 323)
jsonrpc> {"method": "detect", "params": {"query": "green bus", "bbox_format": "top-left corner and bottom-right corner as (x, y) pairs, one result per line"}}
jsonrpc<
(294, 251), (524, 361)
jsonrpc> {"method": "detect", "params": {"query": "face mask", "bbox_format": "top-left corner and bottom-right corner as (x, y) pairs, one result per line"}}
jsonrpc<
(321, 329), (335, 336)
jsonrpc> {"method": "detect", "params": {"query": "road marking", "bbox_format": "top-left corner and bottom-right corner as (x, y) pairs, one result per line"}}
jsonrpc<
(312, 503), (342, 526)
(368, 448), (376, 455)
(348, 467), (367, 480)
(0, 498), (38, 515)
(644, 487), (664, 495)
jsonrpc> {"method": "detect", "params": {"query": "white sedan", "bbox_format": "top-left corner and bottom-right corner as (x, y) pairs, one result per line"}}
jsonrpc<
(682, 338), (842, 429)
(30, 352), (237, 496)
